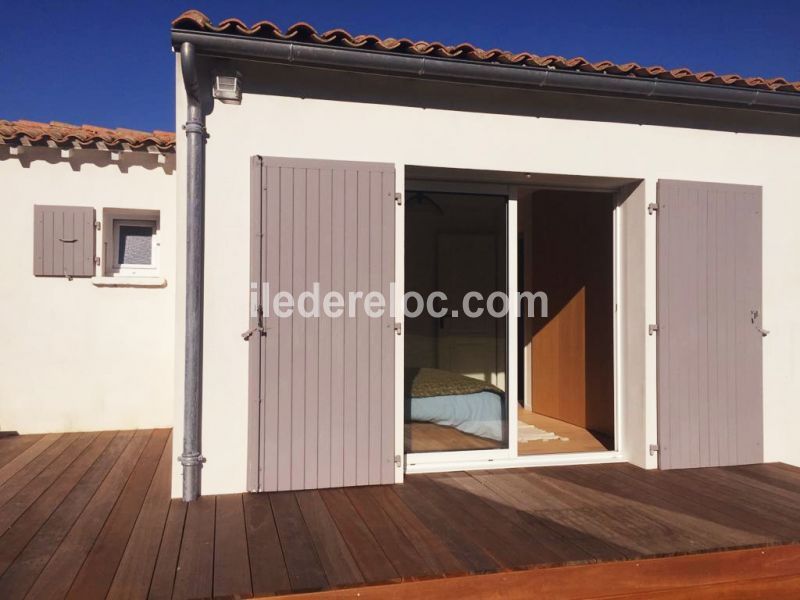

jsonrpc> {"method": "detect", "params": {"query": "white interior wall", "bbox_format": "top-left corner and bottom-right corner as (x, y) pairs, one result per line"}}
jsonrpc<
(174, 64), (800, 496)
(0, 147), (176, 434)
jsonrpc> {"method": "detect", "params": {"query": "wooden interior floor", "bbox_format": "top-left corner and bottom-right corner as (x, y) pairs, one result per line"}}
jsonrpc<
(404, 409), (610, 454)
(405, 422), (501, 452)
(2, 430), (800, 599)
(518, 409), (611, 455)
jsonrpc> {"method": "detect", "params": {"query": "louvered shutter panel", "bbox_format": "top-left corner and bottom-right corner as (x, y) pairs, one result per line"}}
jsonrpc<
(656, 180), (763, 469)
(33, 205), (96, 277)
(249, 157), (397, 492)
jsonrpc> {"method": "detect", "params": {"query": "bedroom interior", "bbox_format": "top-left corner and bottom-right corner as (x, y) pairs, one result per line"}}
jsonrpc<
(404, 183), (616, 458)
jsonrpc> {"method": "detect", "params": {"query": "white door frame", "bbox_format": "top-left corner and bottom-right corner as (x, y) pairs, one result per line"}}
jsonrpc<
(401, 177), (625, 473)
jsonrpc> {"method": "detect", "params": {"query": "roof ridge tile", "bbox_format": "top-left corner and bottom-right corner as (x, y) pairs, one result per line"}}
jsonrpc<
(0, 119), (175, 151)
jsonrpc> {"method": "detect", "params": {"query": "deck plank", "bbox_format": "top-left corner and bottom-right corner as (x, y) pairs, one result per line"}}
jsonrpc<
(271, 491), (329, 593)
(532, 465), (719, 556)
(0, 435), (43, 469)
(264, 544), (800, 600)
(564, 465), (756, 552)
(468, 469), (633, 561)
(649, 468), (792, 539)
(243, 492), (291, 597)
(213, 494), (253, 599)
(682, 467), (800, 527)
(0, 431), (114, 576)
(105, 431), (173, 600)
(392, 476), (500, 574)
(414, 473), (567, 570)
(772, 462), (800, 476)
(512, 468), (653, 556)
(344, 486), (434, 580)
(66, 429), (170, 599)
(0, 432), (94, 534)
(450, 470), (594, 564)
(0, 432), (80, 513)
(600, 464), (767, 548)
(320, 488), (399, 585)
(296, 490), (364, 589)
(735, 463), (800, 497)
(0, 430), (135, 600)
(171, 495), (216, 600)
(23, 429), (152, 600)
(0, 433), (62, 488)
(365, 485), (465, 577)
(147, 499), (187, 600)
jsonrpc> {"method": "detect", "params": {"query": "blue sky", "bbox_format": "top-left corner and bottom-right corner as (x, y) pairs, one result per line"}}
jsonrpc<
(3, 1), (799, 132)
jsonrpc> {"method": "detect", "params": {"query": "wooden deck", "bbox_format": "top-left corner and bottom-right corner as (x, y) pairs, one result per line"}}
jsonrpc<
(1, 430), (800, 599)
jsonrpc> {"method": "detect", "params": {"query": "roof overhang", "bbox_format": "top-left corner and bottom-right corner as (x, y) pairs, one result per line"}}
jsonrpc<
(171, 29), (800, 115)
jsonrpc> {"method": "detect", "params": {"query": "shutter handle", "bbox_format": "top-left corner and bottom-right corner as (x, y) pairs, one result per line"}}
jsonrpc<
(242, 303), (266, 340)
(751, 309), (769, 337)
(58, 238), (78, 243)
(241, 324), (266, 341)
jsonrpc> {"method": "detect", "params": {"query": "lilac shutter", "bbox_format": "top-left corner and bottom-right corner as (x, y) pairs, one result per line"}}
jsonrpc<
(656, 180), (763, 469)
(33, 205), (96, 277)
(248, 157), (397, 492)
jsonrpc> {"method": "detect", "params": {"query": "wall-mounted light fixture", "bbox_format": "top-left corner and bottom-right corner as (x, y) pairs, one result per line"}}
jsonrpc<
(213, 73), (242, 105)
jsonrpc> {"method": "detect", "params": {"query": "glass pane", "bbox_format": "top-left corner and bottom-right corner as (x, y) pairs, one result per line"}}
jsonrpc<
(118, 225), (153, 265)
(404, 191), (508, 453)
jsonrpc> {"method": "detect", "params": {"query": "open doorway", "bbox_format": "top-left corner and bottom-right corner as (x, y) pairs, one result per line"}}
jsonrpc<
(518, 189), (615, 455)
(402, 171), (619, 467)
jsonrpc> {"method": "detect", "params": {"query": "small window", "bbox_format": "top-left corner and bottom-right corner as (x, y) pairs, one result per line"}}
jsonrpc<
(111, 218), (159, 275)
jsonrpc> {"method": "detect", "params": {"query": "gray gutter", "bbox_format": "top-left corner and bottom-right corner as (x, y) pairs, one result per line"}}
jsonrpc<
(171, 30), (800, 114)
(178, 41), (207, 502)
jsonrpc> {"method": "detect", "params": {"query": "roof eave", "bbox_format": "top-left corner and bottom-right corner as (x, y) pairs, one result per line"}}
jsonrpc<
(171, 28), (800, 115)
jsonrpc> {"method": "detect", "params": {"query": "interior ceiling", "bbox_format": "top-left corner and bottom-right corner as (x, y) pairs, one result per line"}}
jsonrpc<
(406, 165), (639, 193)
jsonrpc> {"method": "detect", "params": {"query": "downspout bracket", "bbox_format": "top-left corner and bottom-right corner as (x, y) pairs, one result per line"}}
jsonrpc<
(178, 452), (207, 467)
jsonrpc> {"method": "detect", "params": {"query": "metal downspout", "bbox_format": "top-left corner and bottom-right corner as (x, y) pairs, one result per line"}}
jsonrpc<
(178, 41), (207, 501)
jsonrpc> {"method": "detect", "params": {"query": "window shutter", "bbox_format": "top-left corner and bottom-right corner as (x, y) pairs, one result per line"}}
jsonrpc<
(33, 205), (96, 277)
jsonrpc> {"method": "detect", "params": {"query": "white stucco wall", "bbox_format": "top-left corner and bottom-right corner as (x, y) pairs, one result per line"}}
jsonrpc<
(0, 147), (176, 434)
(174, 65), (800, 497)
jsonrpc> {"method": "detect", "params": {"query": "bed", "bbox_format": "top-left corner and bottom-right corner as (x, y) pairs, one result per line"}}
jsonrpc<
(406, 368), (506, 442)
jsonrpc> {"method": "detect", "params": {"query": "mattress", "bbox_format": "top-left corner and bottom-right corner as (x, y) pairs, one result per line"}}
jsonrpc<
(409, 390), (504, 441)
(407, 368), (505, 442)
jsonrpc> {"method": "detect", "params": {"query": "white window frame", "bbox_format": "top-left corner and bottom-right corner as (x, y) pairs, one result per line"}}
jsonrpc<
(111, 218), (159, 276)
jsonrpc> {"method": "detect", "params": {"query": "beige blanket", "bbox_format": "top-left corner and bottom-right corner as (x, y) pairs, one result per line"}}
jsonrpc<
(410, 367), (503, 398)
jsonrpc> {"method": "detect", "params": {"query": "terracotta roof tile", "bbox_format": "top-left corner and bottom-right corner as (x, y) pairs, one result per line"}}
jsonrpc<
(0, 119), (175, 151)
(172, 10), (800, 94)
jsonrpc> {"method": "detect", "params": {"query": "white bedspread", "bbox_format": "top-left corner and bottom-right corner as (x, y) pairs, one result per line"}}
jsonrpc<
(410, 391), (504, 441)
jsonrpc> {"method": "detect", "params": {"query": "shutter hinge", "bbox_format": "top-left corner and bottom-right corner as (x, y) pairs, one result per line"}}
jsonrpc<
(95, 220), (101, 231)
(395, 192), (402, 206)
(648, 324), (659, 336)
(94, 256), (101, 266)
(647, 203), (659, 215)
(394, 454), (402, 467)
(649, 444), (659, 455)
(394, 322), (402, 335)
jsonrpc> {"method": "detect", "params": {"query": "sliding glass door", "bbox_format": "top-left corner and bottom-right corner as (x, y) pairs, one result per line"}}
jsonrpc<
(403, 188), (514, 462)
